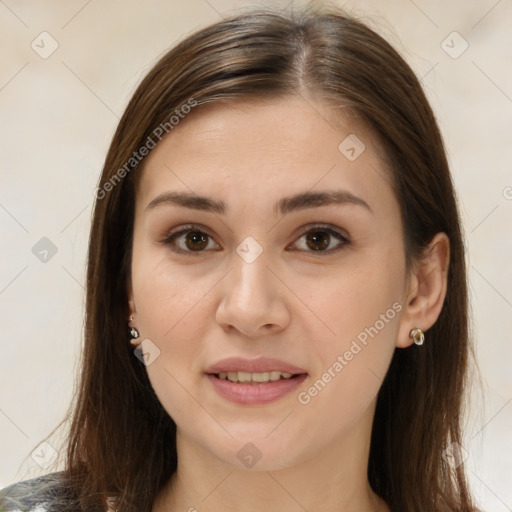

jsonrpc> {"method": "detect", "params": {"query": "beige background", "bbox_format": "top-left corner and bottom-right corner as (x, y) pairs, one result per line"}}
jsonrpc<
(1, 0), (511, 509)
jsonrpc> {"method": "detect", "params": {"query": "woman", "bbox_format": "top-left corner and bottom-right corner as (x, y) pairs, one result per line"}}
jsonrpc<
(0, 5), (478, 512)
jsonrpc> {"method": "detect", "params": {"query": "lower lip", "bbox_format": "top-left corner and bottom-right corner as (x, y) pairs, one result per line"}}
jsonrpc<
(206, 373), (308, 405)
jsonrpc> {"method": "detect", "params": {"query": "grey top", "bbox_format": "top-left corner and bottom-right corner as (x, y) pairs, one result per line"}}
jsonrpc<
(0, 473), (81, 512)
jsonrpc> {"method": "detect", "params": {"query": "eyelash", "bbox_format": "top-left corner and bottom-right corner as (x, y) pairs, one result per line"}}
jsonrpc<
(162, 223), (351, 256)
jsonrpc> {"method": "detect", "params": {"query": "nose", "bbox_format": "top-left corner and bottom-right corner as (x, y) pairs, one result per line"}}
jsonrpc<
(215, 254), (291, 337)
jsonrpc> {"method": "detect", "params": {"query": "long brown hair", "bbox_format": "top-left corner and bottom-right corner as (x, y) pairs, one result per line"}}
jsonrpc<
(63, 5), (477, 511)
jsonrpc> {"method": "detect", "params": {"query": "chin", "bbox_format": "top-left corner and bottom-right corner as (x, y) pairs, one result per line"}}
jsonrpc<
(204, 428), (309, 471)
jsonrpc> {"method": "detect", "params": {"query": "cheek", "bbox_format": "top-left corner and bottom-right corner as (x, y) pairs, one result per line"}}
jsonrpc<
(132, 257), (219, 423)
(131, 240), (217, 338)
(307, 244), (403, 340)
(130, 246), (215, 374)
(297, 249), (403, 417)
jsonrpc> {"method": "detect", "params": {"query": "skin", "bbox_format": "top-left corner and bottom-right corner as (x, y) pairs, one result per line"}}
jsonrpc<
(127, 95), (449, 512)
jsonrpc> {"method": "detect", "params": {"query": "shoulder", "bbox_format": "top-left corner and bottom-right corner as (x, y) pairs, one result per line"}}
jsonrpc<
(0, 472), (79, 512)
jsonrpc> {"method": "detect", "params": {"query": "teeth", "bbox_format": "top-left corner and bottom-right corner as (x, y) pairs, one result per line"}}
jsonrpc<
(217, 371), (295, 383)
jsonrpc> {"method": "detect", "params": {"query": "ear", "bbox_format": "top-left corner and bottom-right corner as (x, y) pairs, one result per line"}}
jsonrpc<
(396, 232), (450, 348)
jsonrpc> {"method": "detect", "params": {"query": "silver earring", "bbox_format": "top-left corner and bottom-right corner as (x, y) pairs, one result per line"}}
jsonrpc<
(410, 328), (425, 346)
(129, 324), (140, 347)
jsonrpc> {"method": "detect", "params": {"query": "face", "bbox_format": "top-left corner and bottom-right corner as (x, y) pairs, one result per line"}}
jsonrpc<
(128, 96), (409, 470)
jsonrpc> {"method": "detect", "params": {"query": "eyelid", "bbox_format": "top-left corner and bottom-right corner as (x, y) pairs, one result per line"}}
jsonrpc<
(164, 223), (215, 239)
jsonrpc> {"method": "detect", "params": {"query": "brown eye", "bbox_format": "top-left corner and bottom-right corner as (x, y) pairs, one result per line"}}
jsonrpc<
(305, 231), (331, 251)
(163, 225), (220, 255)
(164, 224), (349, 256)
(185, 231), (209, 251)
(291, 225), (351, 254)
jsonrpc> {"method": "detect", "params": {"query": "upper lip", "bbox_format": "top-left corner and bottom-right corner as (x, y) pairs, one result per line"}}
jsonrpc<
(205, 357), (307, 375)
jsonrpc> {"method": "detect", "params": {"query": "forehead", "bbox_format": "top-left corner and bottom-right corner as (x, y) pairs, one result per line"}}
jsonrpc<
(136, 95), (396, 216)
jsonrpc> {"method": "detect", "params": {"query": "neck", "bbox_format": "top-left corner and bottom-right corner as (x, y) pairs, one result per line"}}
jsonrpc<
(153, 404), (389, 512)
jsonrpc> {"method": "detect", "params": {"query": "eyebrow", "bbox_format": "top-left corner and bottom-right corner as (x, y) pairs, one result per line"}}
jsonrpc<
(146, 190), (373, 215)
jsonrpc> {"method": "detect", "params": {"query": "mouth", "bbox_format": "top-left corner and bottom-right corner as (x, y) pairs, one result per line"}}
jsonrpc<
(206, 371), (308, 405)
(210, 371), (307, 384)
(204, 356), (308, 404)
